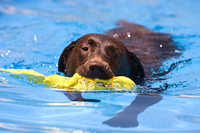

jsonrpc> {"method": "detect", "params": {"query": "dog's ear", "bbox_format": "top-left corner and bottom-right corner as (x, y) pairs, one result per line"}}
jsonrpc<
(127, 50), (145, 83)
(58, 41), (76, 73)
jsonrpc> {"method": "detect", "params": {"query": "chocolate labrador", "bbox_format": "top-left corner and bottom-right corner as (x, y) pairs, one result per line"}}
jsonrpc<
(58, 21), (181, 127)
(58, 33), (144, 84)
(58, 21), (181, 85)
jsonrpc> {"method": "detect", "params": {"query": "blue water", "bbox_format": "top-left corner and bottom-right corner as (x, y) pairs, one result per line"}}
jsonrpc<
(0, 0), (200, 132)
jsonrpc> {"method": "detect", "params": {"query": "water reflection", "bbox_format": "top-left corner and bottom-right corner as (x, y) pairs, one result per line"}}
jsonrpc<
(103, 94), (162, 128)
(64, 91), (101, 102)
(64, 92), (162, 128)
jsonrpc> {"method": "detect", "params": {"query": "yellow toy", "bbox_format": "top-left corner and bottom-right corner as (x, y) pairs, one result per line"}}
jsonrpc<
(0, 69), (136, 91)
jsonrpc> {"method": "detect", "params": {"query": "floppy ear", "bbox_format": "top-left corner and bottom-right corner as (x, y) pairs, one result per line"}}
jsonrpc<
(58, 41), (76, 73)
(127, 50), (145, 83)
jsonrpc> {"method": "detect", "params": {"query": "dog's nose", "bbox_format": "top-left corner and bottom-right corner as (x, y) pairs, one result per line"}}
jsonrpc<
(89, 65), (106, 73)
(88, 62), (106, 73)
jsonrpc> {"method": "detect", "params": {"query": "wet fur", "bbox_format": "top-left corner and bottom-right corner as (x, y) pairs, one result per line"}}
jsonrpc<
(58, 21), (181, 85)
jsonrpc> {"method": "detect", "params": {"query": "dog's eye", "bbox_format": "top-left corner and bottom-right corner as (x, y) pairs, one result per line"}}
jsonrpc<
(114, 54), (118, 58)
(82, 47), (88, 51)
(109, 53), (119, 58)
(112, 54), (118, 58)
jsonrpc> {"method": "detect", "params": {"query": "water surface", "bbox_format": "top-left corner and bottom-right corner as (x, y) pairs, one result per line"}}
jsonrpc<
(0, 0), (200, 132)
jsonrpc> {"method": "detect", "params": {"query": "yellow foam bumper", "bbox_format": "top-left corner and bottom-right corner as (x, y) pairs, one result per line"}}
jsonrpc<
(0, 69), (136, 91)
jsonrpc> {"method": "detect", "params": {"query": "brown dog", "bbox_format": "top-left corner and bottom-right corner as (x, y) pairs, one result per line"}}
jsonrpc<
(58, 21), (181, 85)
(58, 33), (145, 84)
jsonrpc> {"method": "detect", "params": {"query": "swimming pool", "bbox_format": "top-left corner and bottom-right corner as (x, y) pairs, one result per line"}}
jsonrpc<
(0, 0), (200, 132)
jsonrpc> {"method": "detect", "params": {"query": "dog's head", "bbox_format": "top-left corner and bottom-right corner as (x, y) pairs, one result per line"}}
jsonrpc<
(58, 34), (145, 83)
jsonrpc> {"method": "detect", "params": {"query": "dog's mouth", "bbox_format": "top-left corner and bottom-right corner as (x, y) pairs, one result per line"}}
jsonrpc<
(83, 71), (114, 80)
(76, 61), (114, 80)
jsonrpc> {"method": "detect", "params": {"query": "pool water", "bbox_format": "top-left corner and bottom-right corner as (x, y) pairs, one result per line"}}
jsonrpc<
(0, 0), (200, 132)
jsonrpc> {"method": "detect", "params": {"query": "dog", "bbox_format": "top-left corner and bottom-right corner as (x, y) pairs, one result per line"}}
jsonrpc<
(58, 33), (145, 84)
(58, 21), (181, 85)
(58, 21), (181, 127)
